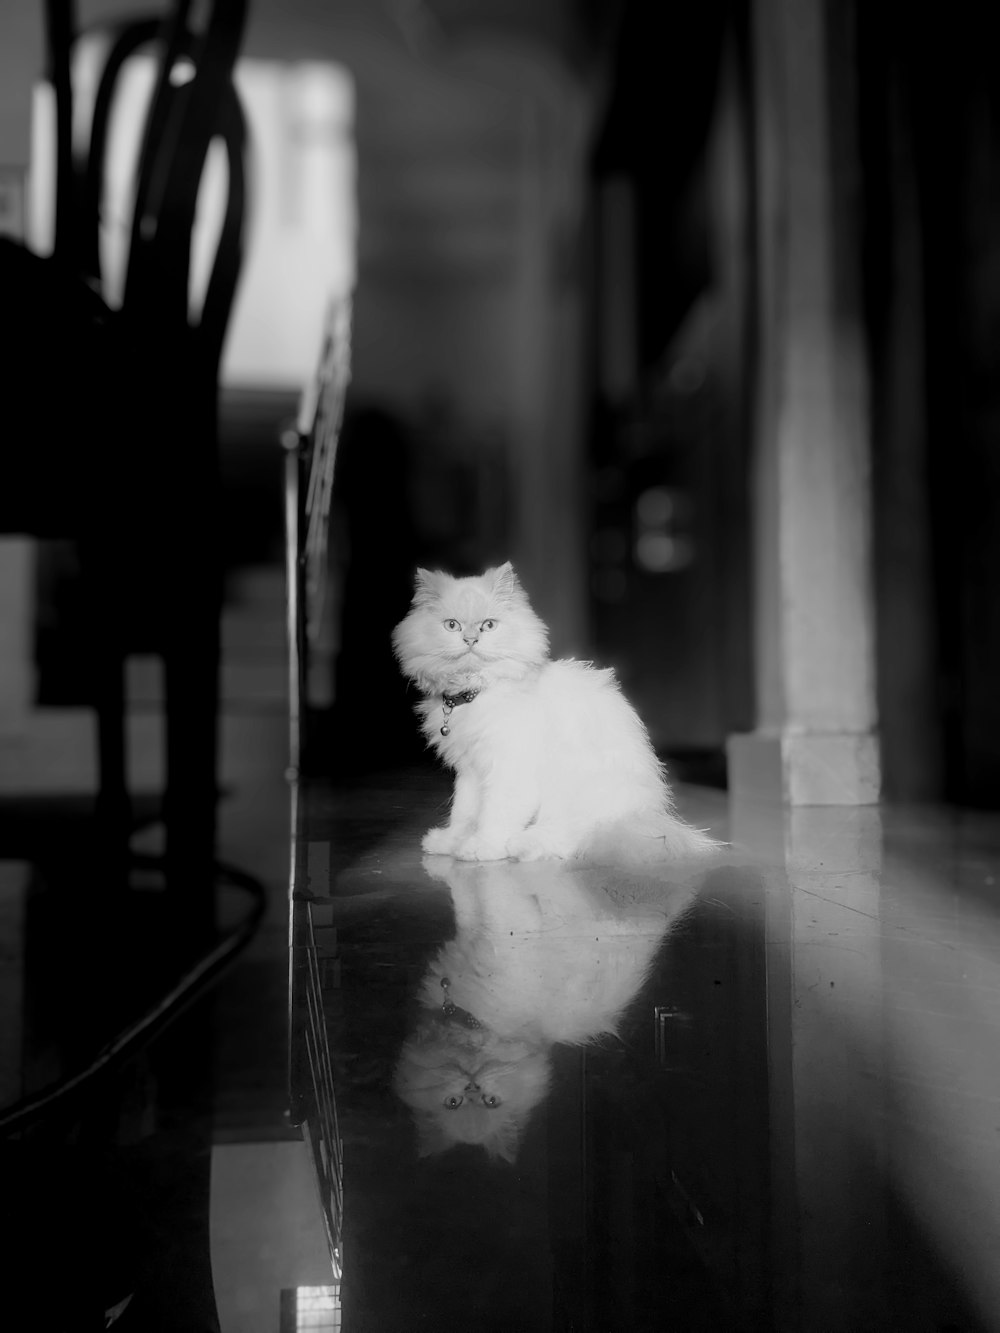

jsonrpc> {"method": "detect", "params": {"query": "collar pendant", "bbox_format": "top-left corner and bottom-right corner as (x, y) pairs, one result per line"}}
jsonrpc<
(439, 687), (480, 736)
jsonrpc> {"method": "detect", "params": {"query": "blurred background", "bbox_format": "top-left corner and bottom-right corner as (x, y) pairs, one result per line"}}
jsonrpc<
(1, 0), (999, 802)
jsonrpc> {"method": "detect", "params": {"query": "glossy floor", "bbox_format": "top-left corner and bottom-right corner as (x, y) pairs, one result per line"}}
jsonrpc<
(2, 604), (1000, 1329)
(291, 776), (1000, 1333)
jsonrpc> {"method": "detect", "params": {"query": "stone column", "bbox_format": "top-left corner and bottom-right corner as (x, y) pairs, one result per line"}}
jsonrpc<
(727, 0), (880, 804)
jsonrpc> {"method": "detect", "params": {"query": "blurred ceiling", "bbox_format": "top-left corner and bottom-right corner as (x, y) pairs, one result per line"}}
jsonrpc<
(229, 0), (616, 285)
(241, 0), (616, 70)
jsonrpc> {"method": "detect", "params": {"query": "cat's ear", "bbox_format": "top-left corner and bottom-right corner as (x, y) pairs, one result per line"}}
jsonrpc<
(488, 561), (523, 603)
(412, 567), (443, 606)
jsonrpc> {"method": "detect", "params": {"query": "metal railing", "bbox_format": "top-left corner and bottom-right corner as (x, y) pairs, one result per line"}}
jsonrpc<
(284, 295), (352, 1283)
(283, 295), (353, 776)
(288, 813), (345, 1281)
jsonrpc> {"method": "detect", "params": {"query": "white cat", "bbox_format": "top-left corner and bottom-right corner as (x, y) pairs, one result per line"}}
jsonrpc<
(391, 562), (718, 863)
(393, 856), (701, 1163)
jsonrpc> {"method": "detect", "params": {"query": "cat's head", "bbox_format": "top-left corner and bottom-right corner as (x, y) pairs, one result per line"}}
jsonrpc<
(393, 1018), (551, 1165)
(392, 562), (549, 693)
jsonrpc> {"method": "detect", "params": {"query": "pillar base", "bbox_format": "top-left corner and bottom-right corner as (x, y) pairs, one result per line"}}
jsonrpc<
(726, 730), (881, 806)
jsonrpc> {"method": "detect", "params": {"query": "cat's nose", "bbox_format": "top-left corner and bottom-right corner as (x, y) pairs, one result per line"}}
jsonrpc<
(463, 634), (479, 646)
(464, 1079), (480, 1092)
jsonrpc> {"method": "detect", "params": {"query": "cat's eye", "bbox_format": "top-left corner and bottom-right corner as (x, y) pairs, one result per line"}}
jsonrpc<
(480, 619), (498, 631)
(444, 1095), (464, 1110)
(481, 1093), (500, 1108)
(443, 619), (461, 632)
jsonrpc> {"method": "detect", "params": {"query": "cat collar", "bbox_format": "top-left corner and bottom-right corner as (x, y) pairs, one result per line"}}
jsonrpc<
(439, 687), (480, 736)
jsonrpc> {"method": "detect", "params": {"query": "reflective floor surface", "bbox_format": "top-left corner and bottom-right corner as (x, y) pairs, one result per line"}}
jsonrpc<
(289, 774), (1000, 1333)
(2, 580), (1000, 1330)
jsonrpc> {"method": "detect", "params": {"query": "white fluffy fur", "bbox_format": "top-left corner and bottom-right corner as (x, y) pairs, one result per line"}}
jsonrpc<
(391, 562), (718, 863)
(393, 857), (701, 1162)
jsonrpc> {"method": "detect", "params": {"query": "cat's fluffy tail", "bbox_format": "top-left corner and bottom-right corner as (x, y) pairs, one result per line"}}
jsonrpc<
(576, 809), (723, 868)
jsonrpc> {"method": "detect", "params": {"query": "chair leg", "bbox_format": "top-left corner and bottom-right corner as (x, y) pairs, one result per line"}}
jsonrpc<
(163, 609), (221, 921)
(84, 543), (132, 876)
(94, 651), (130, 837)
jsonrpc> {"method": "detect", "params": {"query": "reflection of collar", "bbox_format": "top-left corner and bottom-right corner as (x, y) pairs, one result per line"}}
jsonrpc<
(439, 688), (480, 736)
(440, 976), (481, 1028)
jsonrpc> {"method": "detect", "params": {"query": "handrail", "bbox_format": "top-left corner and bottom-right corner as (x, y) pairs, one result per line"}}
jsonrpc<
(284, 294), (353, 777)
(284, 294), (353, 1285)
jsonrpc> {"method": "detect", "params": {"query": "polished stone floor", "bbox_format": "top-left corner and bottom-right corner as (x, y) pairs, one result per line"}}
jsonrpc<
(291, 776), (1000, 1333)
(2, 571), (1000, 1330)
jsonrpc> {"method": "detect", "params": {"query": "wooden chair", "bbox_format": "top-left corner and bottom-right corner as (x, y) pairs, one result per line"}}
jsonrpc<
(0, 0), (249, 887)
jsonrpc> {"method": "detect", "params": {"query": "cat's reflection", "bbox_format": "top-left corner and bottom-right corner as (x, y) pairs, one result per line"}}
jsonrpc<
(393, 856), (702, 1164)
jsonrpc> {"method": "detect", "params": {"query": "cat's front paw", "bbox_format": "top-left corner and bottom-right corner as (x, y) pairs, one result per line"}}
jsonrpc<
(422, 826), (459, 856)
(452, 835), (512, 863)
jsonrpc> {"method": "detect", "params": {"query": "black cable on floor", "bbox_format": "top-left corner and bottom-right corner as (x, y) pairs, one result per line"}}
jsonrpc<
(0, 854), (270, 1138)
